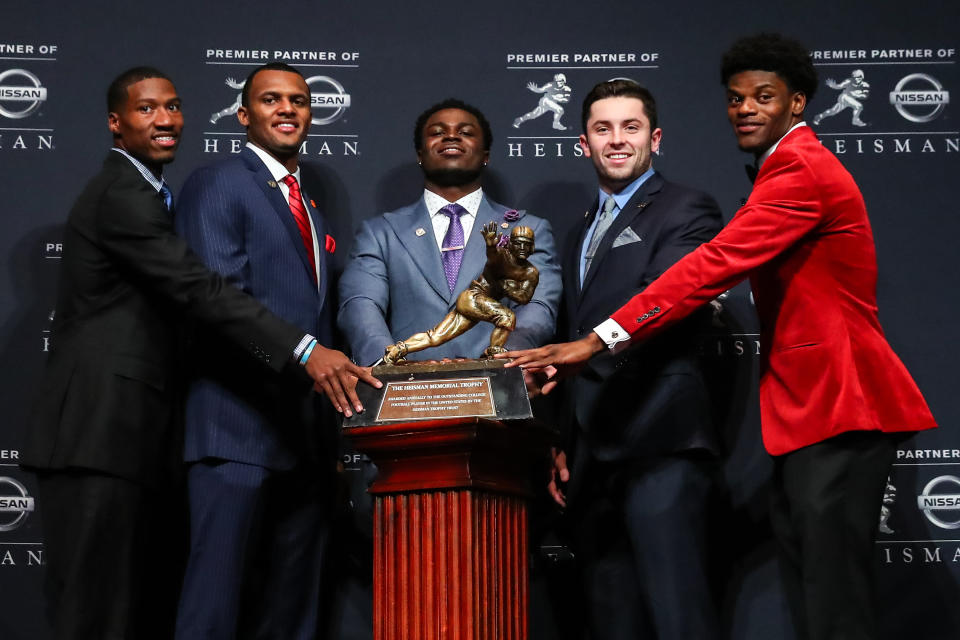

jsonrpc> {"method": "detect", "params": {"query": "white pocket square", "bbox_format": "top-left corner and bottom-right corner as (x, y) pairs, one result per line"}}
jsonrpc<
(612, 227), (642, 248)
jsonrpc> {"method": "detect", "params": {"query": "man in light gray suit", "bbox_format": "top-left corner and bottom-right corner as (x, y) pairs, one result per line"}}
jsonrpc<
(334, 98), (561, 639)
(339, 98), (561, 366)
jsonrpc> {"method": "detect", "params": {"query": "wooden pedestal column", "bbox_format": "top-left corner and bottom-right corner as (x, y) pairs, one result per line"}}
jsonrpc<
(346, 417), (551, 640)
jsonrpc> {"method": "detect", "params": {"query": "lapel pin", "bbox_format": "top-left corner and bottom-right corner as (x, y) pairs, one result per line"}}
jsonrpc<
(637, 202), (649, 210)
(310, 199), (317, 208)
(267, 180), (277, 188)
(501, 222), (509, 229)
(584, 210), (590, 219)
(415, 227), (426, 237)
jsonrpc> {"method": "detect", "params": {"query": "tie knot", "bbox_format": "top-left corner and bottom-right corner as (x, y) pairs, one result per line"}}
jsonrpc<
(440, 203), (466, 220)
(282, 174), (299, 190)
(602, 195), (616, 215)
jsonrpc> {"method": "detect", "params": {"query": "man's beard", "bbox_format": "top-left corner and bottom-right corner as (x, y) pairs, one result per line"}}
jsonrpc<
(422, 166), (483, 187)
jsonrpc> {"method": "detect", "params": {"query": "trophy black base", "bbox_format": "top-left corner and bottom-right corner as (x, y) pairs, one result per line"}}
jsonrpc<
(342, 359), (532, 428)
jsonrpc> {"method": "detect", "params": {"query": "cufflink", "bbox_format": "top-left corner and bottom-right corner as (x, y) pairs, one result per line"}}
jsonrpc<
(611, 331), (619, 338)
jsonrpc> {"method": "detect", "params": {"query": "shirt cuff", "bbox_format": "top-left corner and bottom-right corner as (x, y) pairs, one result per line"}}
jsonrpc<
(593, 319), (631, 354)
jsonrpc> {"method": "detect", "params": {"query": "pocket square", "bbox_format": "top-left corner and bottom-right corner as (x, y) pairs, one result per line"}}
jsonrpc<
(612, 227), (642, 248)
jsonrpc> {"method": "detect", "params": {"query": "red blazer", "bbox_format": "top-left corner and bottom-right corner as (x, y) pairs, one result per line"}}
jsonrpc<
(609, 126), (936, 455)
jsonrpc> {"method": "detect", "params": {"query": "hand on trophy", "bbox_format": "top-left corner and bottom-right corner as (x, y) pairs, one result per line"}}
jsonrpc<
(495, 333), (605, 395)
(304, 345), (382, 417)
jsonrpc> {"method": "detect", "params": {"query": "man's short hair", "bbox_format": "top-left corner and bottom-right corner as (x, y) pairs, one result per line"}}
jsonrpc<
(106, 66), (171, 112)
(720, 33), (818, 102)
(580, 80), (658, 132)
(413, 98), (493, 152)
(241, 62), (306, 107)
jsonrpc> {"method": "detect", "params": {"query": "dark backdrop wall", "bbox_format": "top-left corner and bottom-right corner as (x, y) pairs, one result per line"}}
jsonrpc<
(1, 2), (957, 638)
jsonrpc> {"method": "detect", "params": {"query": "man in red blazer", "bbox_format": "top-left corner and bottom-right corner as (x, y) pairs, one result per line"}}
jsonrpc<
(501, 34), (936, 640)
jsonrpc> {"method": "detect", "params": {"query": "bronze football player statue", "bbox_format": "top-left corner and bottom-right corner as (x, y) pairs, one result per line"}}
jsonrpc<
(383, 222), (539, 365)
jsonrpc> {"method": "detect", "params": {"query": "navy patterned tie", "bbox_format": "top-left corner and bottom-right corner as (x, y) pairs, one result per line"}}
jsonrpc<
(440, 203), (466, 293)
(159, 183), (174, 212)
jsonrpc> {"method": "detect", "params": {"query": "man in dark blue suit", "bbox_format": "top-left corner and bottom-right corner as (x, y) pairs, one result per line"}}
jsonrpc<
(548, 80), (723, 639)
(173, 63), (357, 639)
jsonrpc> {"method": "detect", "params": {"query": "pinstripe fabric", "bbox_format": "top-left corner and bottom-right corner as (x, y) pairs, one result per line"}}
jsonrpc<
(174, 148), (335, 638)
(175, 148), (331, 469)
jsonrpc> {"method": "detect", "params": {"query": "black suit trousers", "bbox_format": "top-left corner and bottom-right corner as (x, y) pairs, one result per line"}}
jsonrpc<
(769, 430), (902, 640)
(35, 469), (187, 640)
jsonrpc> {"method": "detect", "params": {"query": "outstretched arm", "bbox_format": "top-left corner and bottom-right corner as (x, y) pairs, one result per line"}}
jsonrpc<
(496, 333), (605, 395)
(173, 168), (380, 414)
(481, 221), (506, 263)
(501, 147), (826, 377)
(303, 346), (381, 416)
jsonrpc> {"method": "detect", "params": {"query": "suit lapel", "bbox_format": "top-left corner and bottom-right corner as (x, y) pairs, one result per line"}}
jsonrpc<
(243, 149), (318, 292)
(302, 188), (327, 301)
(567, 204), (595, 303)
(383, 200), (451, 302)
(579, 173), (663, 295)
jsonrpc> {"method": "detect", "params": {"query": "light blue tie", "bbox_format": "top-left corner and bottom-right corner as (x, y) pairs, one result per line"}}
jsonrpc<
(583, 195), (617, 277)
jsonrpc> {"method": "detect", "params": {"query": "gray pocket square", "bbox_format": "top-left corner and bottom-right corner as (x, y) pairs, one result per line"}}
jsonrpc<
(612, 227), (642, 248)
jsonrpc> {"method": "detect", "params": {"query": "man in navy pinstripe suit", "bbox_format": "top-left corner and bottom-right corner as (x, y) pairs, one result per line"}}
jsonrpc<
(173, 63), (351, 640)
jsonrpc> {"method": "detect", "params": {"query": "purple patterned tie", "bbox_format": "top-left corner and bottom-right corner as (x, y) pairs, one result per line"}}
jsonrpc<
(440, 203), (466, 293)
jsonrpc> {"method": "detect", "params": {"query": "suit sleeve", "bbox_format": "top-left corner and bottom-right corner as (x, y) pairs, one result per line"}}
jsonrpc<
(95, 173), (301, 372)
(609, 150), (822, 342)
(337, 219), (396, 366)
(507, 215), (562, 350)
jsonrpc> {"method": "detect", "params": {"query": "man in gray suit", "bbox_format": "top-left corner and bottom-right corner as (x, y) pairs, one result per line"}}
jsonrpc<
(338, 98), (561, 365)
(334, 99), (561, 639)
